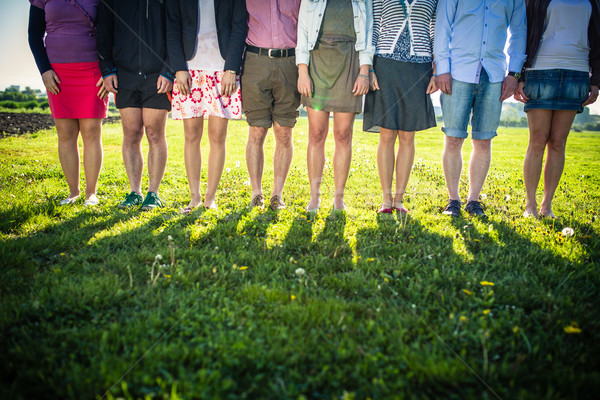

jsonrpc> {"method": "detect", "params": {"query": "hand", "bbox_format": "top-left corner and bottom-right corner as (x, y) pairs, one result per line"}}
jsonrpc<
(513, 81), (529, 103)
(96, 77), (108, 99)
(500, 75), (518, 102)
(297, 65), (313, 97)
(221, 71), (237, 97)
(582, 85), (600, 107)
(103, 74), (118, 94)
(353, 65), (370, 96)
(157, 75), (173, 94)
(426, 76), (438, 94)
(370, 70), (380, 91)
(42, 70), (61, 95)
(175, 70), (191, 97)
(436, 73), (452, 95)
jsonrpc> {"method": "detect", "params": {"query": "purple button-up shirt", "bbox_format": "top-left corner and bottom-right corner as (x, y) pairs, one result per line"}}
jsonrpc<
(246, 0), (301, 49)
(30, 0), (99, 64)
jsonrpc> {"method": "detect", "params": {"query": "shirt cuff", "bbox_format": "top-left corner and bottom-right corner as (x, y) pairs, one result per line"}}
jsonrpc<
(435, 59), (450, 76)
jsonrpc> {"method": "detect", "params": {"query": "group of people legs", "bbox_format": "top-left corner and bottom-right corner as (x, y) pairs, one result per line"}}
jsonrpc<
(28, 0), (598, 219)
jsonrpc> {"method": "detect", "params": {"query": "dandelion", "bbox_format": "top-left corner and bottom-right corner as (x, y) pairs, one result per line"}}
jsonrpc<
(350, 168), (355, 172)
(239, 266), (248, 271)
(60, 252), (66, 256)
(225, 167), (231, 173)
(459, 316), (469, 323)
(480, 281), (495, 286)
(384, 277), (390, 283)
(291, 294), (296, 301)
(561, 227), (575, 237)
(167, 235), (173, 241)
(504, 195), (511, 201)
(366, 258), (375, 262)
(480, 193), (487, 200)
(155, 254), (163, 261)
(235, 160), (240, 168)
(295, 268), (305, 277)
(513, 326), (519, 334)
(449, 313), (454, 320)
(212, 267), (217, 274)
(563, 322), (582, 334)
(418, 158), (423, 163)
(243, 180), (251, 186)
(483, 309), (491, 315)
(463, 289), (473, 296)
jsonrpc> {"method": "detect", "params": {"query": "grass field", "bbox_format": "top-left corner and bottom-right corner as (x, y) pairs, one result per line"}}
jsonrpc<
(1, 118), (599, 399)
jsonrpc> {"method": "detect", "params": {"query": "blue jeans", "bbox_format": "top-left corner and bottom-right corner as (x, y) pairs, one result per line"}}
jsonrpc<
(440, 69), (502, 140)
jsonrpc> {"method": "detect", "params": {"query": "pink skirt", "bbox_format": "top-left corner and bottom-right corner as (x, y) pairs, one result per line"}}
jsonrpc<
(48, 62), (108, 119)
(171, 69), (242, 120)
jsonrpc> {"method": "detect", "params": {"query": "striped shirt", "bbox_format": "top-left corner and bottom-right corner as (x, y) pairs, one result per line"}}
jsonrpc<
(372, 0), (438, 59)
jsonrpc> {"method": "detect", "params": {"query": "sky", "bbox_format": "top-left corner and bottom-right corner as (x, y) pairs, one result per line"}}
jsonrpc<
(2, 1), (599, 114)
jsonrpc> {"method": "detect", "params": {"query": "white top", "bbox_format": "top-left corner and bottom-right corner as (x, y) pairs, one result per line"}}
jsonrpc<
(530, 0), (591, 72)
(187, 0), (226, 72)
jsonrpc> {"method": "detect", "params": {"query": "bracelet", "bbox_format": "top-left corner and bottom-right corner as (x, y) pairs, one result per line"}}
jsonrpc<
(358, 74), (370, 80)
(369, 69), (375, 72)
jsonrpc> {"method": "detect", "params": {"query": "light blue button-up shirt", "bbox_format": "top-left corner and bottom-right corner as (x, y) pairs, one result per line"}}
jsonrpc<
(433, 0), (527, 84)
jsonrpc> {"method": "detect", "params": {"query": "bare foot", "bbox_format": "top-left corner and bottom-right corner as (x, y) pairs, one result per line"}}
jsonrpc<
(203, 200), (218, 210)
(539, 209), (556, 218)
(393, 202), (409, 214)
(523, 207), (539, 218)
(333, 199), (347, 211)
(307, 197), (321, 212)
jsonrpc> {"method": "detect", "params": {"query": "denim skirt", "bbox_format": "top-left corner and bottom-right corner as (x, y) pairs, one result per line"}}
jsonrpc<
(523, 69), (590, 113)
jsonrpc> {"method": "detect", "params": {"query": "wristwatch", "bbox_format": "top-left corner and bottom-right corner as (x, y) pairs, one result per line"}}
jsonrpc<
(508, 71), (521, 80)
(227, 70), (236, 75)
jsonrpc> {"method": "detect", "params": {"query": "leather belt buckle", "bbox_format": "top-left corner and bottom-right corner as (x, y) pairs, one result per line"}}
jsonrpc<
(268, 48), (278, 58)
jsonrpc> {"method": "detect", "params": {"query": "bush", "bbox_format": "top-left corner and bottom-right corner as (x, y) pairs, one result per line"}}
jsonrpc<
(38, 101), (49, 110)
(22, 101), (39, 110)
(0, 100), (18, 109)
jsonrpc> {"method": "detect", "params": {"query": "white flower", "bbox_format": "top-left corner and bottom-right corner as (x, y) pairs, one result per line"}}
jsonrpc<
(167, 235), (173, 241)
(504, 195), (511, 201)
(562, 227), (575, 237)
(235, 161), (240, 168)
(418, 158), (423, 163)
(480, 193), (487, 200)
(295, 268), (305, 277)
(225, 168), (231, 173)
(350, 168), (355, 172)
(243, 180), (251, 186)
(155, 254), (163, 261)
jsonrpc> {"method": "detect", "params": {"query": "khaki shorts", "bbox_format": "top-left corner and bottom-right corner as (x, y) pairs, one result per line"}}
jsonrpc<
(241, 51), (300, 128)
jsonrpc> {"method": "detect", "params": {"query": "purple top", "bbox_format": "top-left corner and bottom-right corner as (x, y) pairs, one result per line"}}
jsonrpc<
(30, 0), (99, 64)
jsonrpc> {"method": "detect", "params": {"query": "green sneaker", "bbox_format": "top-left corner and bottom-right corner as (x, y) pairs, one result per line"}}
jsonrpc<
(117, 191), (143, 210)
(140, 192), (164, 211)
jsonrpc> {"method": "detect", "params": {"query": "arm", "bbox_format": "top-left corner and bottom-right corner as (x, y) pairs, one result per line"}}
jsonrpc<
(433, 0), (456, 94)
(295, 0), (310, 66)
(358, 0), (374, 67)
(223, 0), (249, 73)
(160, 2), (175, 85)
(166, 0), (189, 95)
(583, 0), (600, 106)
(28, 5), (61, 95)
(96, 0), (117, 78)
(501, 0), (527, 101)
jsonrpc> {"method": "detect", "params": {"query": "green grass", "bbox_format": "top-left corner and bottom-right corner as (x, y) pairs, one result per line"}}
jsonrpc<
(0, 118), (599, 399)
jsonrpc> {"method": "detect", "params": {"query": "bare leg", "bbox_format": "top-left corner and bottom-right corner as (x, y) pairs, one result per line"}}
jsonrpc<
(331, 112), (354, 210)
(79, 118), (103, 200)
(467, 138), (492, 202)
(523, 109), (552, 217)
(143, 108), (168, 194)
(246, 125), (268, 198)
(272, 121), (294, 199)
(54, 118), (81, 200)
(442, 135), (465, 201)
(120, 108), (144, 195)
(377, 129), (397, 208)
(205, 116), (228, 208)
(306, 108), (330, 210)
(394, 130), (415, 210)
(183, 117), (204, 208)
(539, 110), (577, 218)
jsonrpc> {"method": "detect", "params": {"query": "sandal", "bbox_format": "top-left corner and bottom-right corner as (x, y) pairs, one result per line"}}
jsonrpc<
(377, 205), (394, 214)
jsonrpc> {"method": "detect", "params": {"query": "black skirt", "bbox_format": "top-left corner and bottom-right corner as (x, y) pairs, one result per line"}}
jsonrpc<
(363, 56), (436, 132)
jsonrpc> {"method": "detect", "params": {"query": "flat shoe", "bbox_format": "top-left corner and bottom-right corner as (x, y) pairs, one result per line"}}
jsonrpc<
(377, 206), (394, 214)
(180, 206), (193, 215)
(83, 195), (99, 207)
(60, 196), (79, 205)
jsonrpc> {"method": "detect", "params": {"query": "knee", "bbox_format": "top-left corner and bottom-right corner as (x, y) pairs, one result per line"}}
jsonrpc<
(247, 127), (267, 147)
(527, 135), (547, 154)
(145, 128), (166, 145)
(397, 131), (415, 147)
(379, 132), (396, 147)
(209, 131), (227, 148)
(334, 131), (352, 149)
(309, 128), (328, 146)
(547, 137), (567, 153)
(472, 138), (492, 154)
(184, 128), (202, 145)
(444, 136), (464, 151)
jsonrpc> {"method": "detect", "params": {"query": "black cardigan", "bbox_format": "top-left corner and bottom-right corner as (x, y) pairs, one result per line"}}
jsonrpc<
(523, 0), (600, 86)
(166, 0), (248, 74)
